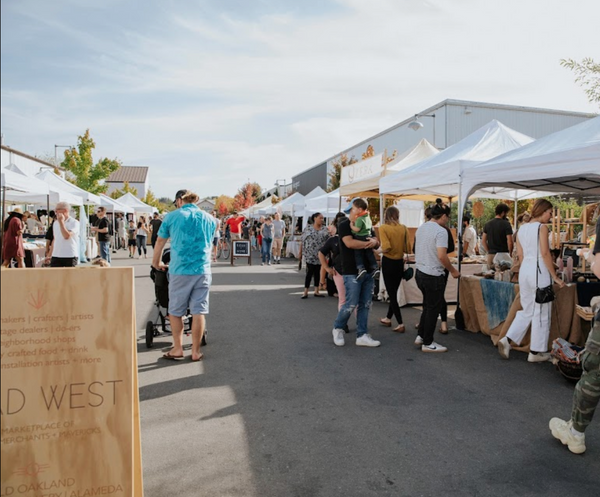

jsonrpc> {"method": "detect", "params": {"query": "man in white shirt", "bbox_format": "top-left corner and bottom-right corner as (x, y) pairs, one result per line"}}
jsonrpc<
(462, 215), (478, 258)
(47, 202), (80, 267)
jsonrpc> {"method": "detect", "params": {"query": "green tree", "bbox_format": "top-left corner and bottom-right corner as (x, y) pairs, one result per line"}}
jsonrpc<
(110, 181), (138, 199)
(560, 57), (600, 109)
(328, 153), (357, 192)
(60, 129), (122, 195)
(142, 189), (160, 208)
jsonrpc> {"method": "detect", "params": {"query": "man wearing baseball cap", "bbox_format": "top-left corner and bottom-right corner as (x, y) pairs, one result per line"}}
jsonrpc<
(153, 189), (217, 362)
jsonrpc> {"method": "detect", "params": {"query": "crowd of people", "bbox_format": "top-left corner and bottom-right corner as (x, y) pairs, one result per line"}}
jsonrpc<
(3, 190), (598, 455)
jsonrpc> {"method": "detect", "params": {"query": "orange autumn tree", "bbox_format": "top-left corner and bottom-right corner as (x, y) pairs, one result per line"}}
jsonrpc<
(233, 182), (262, 211)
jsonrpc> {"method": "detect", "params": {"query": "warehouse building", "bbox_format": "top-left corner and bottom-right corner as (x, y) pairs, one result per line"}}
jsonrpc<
(291, 99), (596, 195)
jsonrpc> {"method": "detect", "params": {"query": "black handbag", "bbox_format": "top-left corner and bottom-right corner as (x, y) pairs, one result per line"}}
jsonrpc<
(403, 266), (414, 281)
(535, 224), (555, 304)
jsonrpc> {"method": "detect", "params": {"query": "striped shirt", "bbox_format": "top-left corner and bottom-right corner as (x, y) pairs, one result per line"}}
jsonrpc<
(414, 221), (448, 277)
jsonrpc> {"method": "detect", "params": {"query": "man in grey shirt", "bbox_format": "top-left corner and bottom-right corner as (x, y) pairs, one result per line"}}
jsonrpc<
(272, 212), (286, 264)
(414, 201), (460, 353)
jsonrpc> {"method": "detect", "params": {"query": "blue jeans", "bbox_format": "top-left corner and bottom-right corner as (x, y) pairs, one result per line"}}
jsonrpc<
(99, 241), (111, 263)
(333, 274), (374, 337)
(261, 238), (272, 263)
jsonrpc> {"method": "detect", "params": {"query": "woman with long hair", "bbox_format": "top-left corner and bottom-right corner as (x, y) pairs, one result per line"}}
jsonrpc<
(319, 212), (348, 306)
(136, 215), (150, 259)
(299, 212), (329, 299)
(498, 199), (565, 362)
(379, 206), (411, 333)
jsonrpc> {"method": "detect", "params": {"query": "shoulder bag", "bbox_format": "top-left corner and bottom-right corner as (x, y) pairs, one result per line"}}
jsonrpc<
(535, 224), (555, 304)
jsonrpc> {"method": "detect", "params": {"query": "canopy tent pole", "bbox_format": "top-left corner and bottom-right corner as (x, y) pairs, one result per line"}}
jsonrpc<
(513, 191), (518, 229)
(379, 194), (385, 224)
(1, 186), (6, 260)
(454, 167), (465, 330)
(46, 195), (50, 229)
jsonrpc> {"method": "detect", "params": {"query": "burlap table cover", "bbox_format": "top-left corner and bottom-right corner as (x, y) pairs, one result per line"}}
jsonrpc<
(459, 276), (584, 352)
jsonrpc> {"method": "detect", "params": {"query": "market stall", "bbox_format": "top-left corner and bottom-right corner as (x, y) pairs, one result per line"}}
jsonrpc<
(459, 276), (586, 352)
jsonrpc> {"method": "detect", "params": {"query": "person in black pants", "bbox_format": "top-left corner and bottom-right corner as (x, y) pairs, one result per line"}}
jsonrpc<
(413, 200), (460, 353)
(378, 206), (411, 332)
(299, 213), (330, 299)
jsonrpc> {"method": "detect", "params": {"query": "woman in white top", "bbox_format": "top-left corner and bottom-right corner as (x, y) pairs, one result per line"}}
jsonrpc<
(136, 216), (150, 259)
(498, 199), (564, 363)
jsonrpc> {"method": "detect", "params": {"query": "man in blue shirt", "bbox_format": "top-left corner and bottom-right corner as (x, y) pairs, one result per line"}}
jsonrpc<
(152, 189), (217, 362)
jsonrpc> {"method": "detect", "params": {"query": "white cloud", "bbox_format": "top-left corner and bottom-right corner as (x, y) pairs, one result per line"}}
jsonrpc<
(1, 0), (598, 199)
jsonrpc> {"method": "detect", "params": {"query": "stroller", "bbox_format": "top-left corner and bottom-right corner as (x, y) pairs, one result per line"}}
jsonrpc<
(145, 248), (208, 348)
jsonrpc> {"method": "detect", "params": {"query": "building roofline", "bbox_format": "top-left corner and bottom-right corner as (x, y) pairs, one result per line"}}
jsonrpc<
(294, 99), (598, 177)
(1, 144), (64, 170)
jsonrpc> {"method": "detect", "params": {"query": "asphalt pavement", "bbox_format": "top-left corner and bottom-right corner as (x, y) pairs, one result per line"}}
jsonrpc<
(113, 248), (599, 497)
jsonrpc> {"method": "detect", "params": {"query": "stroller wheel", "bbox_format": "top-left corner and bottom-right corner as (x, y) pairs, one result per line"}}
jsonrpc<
(146, 321), (155, 348)
(201, 329), (208, 346)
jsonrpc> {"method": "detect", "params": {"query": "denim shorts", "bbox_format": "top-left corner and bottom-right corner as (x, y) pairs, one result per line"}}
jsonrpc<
(168, 273), (212, 317)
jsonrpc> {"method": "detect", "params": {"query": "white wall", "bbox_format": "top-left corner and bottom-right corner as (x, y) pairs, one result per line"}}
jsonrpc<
(106, 181), (147, 198)
(1, 148), (57, 177)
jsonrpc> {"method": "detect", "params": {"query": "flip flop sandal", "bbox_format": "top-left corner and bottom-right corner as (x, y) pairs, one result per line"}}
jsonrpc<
(191, 354), (204, 362)
(313, 294), (325, 298)
(162, 352), (184, 361)
(301, 295), (308, 299)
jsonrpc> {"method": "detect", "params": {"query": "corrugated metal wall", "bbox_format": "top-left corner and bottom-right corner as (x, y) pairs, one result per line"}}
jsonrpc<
(445, 104), (592, 146)
(292, 162), (328, 195)
(293, 101), (595, 191)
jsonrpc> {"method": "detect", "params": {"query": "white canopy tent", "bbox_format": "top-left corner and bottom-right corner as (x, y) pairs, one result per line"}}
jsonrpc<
(459, 116), (600, 222)
(379, 120), (537, 201)
(99, 194), (134, 214)
(340, 139), (439, 198)
(2, 165), (82, 206)
(116, 192), (157, 214)
(276, 192), (305, 215)
(36, 170), (101, 206)
(303, 188), (350, 220)
(248, 196), (276, 218)
(304, 186), (327, 200)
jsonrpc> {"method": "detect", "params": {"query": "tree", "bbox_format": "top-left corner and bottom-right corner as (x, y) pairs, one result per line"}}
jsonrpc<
(560, 57), (600, 109)
(142, 189), (160, 208)
(60, 129), (122, 195)
(233, 182), (262, 211)
(110, 181), (138, 199)
(361, 145), (375, 160)
(328, 153), (357, 192)
(215, 194), (235, 216)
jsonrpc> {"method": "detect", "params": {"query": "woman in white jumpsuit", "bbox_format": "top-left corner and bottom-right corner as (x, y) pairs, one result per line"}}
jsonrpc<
(498, 199), (565, 362)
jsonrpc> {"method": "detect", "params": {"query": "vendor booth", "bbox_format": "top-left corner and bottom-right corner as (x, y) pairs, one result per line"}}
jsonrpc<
(340, 139), (438, 198)
(116, 192), (157, 215)
(455, 116), (600, 351)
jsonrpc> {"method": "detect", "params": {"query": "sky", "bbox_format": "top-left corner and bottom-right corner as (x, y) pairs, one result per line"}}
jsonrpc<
(1, 0), (598, 200)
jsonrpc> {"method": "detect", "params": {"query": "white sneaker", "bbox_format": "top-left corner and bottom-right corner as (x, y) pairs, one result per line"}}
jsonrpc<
(498, 336), (511, 360)
(332, 328), (345, 347)
(356, 334), (381, 347)
(549, 418), (586, 454)
(421, 341), (447, 353)
(528, 352), (551, 363)
(261, 262), (264, 266)
(414, 335), (424, 346)
(268, 261), (271, 265)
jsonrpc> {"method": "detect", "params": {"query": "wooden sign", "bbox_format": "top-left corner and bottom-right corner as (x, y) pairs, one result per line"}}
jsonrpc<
(0, 267), (143, 496)
(231, 241), (251, 266)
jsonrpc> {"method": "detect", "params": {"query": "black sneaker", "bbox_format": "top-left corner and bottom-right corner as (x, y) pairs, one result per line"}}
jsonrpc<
(355, 269), (367, 281)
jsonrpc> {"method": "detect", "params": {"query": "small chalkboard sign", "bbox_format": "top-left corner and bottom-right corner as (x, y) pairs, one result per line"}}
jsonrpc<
(231, 240), (252, 265)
